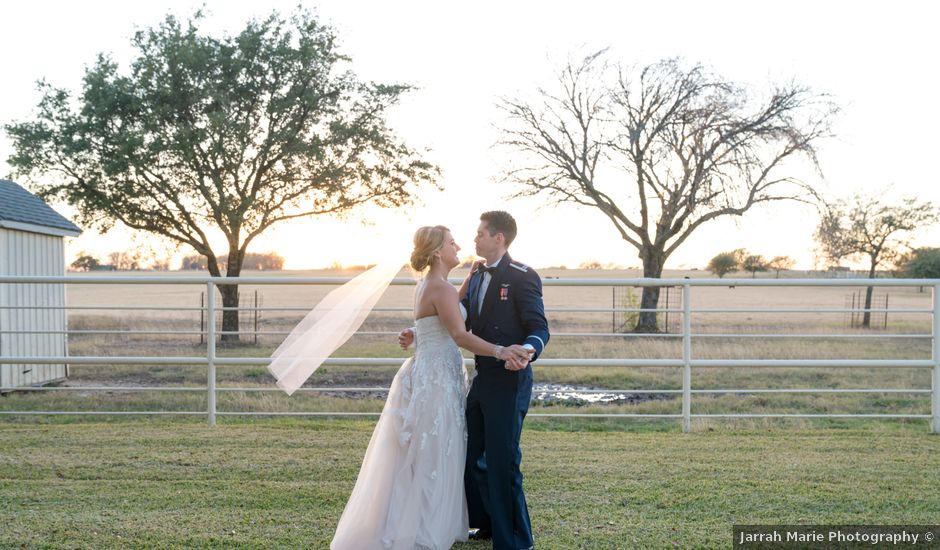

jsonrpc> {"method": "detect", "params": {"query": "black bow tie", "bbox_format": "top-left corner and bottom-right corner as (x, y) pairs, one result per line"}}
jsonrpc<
(480, 265), (498, 274)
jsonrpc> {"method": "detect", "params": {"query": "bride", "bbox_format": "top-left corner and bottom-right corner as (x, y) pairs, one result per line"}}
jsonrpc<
(330, 225), (531, 550)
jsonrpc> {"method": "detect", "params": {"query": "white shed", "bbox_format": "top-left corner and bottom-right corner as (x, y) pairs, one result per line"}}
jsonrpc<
(0, 179), (82, 389)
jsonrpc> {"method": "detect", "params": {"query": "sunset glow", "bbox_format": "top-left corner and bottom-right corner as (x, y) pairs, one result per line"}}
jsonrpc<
(2, 0), (938, 270)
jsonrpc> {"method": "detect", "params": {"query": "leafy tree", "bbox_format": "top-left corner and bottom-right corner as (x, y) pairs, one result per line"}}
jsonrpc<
(901, 248), (940, 278)
(767, 255), (796, 278)
(499, 53), (836, 331)
(742, 254), (768, 278)
(70, 253), (101, 271)
(6, 10), (436, 341)
(897, 247), (940, 292)
(815, 195), (939, 327)
(706, 251), (739, 278)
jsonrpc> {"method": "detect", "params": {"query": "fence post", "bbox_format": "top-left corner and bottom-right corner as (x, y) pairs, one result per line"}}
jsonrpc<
(884, 293), (889, 329)
(207, 281), (217, 427)
(682, 283), (692, 433)
(199, 291), (205, 345)
(933, 285), (939, 435)
(664, 286), (670, 334)
(851, 291), (857, 328)
(611, 287), (615, 333)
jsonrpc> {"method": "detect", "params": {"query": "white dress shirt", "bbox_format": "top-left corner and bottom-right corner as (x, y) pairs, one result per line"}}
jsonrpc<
(477, 258), (500, 314)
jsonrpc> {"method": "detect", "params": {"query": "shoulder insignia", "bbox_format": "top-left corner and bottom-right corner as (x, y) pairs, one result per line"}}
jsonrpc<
(509, 262), (529, 273)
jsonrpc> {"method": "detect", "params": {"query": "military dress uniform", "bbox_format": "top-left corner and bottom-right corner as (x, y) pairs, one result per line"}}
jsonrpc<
(462, 253), (549, 550)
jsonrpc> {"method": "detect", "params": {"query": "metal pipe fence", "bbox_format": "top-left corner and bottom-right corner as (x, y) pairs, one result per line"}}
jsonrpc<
(0, 275), (938, 433)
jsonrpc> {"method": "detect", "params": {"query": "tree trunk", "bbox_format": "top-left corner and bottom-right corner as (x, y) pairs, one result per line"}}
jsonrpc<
(220, 247), (244, 344)
(862, 262), (877, 329)
(219, 284), (241, 343)
(635, 252), (664, 333)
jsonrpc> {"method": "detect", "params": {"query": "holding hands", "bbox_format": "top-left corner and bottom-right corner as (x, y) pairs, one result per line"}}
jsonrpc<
(399, 328), (533, 370)
(399, 255), (536, 369)
(499, 344), (534, 371)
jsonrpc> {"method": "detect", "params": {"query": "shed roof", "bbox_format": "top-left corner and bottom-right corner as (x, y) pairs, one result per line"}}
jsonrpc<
(0, 179), (82, 237)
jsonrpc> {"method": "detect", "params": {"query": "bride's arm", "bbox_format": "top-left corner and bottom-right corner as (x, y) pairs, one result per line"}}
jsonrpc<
(434, 284), (528, 361)
(457, 260), (484, 301)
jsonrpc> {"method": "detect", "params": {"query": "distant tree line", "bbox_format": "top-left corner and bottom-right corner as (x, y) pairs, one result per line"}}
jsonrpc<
(706, 250), (795, 278)
(71, 251), (284, 271)
(180, 252), (284, 271)
(70, 250), (161, 271)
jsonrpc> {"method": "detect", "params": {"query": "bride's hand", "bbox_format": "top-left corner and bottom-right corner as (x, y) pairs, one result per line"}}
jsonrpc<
(398, 328), (414, 350)
(469, 260), (486, 274)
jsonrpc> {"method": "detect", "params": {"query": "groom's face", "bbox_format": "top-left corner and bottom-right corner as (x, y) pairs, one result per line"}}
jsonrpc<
(474, 221), (502, 258)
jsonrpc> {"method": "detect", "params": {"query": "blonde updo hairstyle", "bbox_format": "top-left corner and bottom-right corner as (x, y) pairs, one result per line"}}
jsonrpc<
(410, 225), (450, 272)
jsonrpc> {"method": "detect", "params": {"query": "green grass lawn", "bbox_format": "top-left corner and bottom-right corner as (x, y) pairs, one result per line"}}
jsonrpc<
(3, 279), (938, 546)
(2, 419), (939, 549)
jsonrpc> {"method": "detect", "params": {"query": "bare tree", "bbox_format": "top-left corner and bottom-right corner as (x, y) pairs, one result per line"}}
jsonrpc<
(815, 194), (939, 327)
(499, 53), (836, 331)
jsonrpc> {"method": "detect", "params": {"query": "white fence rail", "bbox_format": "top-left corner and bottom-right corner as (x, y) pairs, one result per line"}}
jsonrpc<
(0, 275), (938, 433)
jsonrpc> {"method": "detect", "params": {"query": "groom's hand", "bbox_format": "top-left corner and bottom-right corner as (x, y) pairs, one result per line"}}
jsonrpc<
(398, 328), (414, 350)
(503, 344), (530, 371)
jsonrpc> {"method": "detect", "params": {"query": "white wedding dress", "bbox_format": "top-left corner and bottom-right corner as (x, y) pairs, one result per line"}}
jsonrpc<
(331, 312), (470, 549)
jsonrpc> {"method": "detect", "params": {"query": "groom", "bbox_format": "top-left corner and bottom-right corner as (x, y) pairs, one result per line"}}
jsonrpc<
(463, 210), (548, 550)
(405, 211), (549, 550)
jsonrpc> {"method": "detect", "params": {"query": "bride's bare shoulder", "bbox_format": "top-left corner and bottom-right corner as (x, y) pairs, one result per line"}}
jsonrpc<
(422, 277), (457, 299)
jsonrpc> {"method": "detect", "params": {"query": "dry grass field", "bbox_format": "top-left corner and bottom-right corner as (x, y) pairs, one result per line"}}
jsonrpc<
(2, 268), (934, 427)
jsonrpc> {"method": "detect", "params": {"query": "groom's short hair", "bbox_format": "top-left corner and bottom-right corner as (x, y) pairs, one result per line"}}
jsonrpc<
(480, 211), (517, 247)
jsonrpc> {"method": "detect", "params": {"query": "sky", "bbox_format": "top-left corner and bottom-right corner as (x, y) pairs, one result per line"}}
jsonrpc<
(2, 0), (938, 270)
